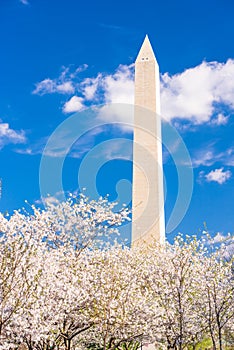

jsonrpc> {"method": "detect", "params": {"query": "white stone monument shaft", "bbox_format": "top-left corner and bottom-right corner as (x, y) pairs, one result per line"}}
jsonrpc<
(132, 35), (165, 245)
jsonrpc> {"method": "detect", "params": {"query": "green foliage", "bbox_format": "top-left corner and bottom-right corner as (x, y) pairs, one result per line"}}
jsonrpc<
(188, 337), (212, 349)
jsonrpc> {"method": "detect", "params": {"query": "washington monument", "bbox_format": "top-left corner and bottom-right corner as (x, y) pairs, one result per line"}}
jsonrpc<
(132, 35), (165, 245)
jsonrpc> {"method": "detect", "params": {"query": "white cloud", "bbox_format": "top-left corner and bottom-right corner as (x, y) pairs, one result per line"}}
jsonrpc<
(20, 0), (29, 5)
(74, 64), (88, 74)
(212, 232), (227, 243)
(89, 60), (234, 125)
(210, 232), (234, 259)
(33, 78), (75, 95)
(33, 59), (234, 125)
(63, 96), (84, 113)
(32, 66), (82, 95)
(102, 64), (134, 104)
(56, 81), (74, 94)
(77, 64), (134, 106)
(0, 122), (26, 149)
(81, 74), (103, 100)
(205, 168), (231, 184)
(192, 145), (234, 167)
(223, 243), (234, 260)
(68, 64), (134, 118)
(33, 79), (55, 95)
(97, 104), (134, 127)
(211, 113), (229, 126)
(193, 149), (221, 167)
(161, 59), (234, 123)
(80, 65), (135, 126)
(35, 191), (66, 205)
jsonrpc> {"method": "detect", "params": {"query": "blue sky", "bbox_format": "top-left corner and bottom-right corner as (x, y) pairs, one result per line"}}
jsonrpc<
(1, 0), (234, 243)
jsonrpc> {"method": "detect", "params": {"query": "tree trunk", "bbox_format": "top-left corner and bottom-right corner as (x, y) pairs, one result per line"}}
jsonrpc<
(210, 333), (217, 350)
(218, 326), (223, 350)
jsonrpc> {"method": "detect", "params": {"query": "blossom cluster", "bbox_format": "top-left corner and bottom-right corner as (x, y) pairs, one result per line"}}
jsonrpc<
(0, 197), (233, 350)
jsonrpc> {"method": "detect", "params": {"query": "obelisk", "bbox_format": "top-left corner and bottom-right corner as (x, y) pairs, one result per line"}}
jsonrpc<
(132, 35), (165, 245)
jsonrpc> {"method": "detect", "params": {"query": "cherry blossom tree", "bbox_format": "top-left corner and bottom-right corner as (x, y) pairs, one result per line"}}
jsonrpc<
(79, 246), (154, 350)
(143, 237), (209, 350)
(10, 245), (151, 350)
(0, 194), (130, 349)
(10, 249), (94, 350)
(200, 251), (234, 350)
(0, 211), (44, 348)
(0, 195), (233, 350)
